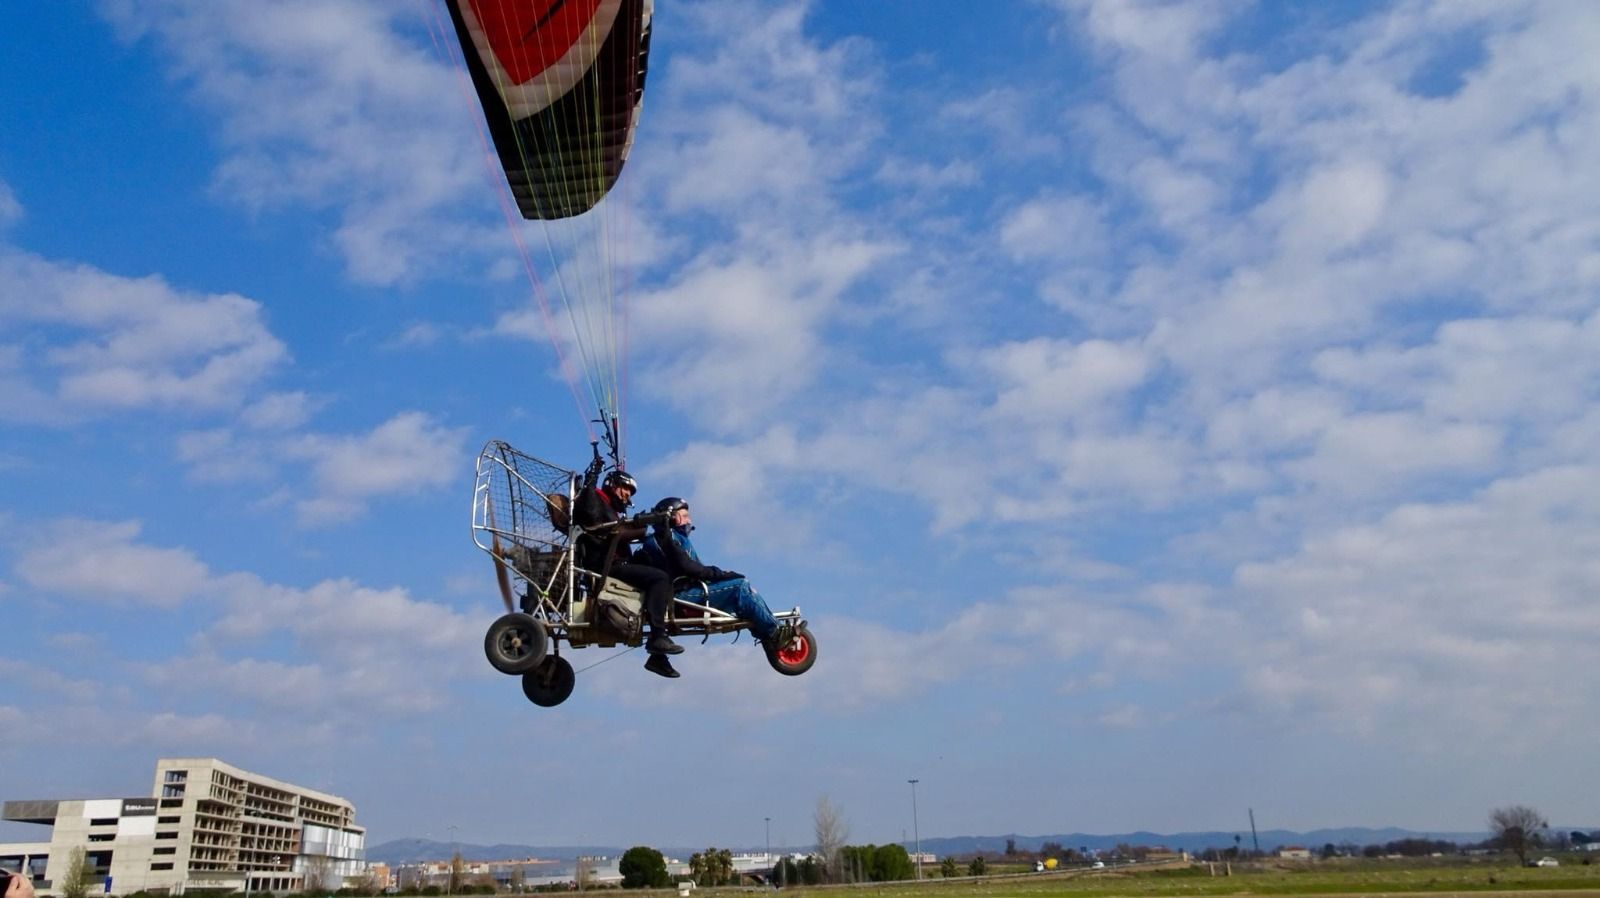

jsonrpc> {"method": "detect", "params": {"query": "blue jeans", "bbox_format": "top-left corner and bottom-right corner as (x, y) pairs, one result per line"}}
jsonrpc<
(679, 578), (778, 640)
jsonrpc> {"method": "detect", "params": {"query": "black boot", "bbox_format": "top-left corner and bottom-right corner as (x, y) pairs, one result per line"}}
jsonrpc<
(647, 631), (683, 655)
(644, 653), (680, 678)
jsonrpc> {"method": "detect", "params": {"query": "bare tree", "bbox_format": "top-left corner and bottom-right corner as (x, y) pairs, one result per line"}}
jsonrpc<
(303, 855), (336, 894)
(574, 855), (594, 892)
(813, 796), (849, 883)
(1490, 805), (1549, 866)
(449, 852), (465, 895)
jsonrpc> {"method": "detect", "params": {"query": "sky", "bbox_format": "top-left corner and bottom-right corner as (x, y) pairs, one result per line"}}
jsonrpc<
(2, 0), (1598, 854)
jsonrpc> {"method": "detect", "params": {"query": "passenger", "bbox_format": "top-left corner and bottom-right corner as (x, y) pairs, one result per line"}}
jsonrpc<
(640, 497), (794, 650)
(573, 470), (683, 679)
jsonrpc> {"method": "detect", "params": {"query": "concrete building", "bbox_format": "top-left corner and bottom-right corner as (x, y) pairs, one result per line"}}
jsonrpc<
(2, 758), (366, 896)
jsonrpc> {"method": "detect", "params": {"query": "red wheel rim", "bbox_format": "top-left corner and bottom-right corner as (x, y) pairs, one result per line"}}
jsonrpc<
(777, 633), (809, 666)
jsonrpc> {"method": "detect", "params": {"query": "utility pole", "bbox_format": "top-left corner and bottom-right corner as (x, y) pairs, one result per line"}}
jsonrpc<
(907, 779), (922, 880)
(1247, 810), (1259, 856)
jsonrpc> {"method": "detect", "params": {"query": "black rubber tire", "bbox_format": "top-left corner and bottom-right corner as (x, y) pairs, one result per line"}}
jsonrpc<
(484, 612), (548, 675)
(764, 623), (818, 676)
(521, 655), (576, 707)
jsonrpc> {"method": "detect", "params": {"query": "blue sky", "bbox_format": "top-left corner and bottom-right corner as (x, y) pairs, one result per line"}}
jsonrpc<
(3, 0), (1599, 852)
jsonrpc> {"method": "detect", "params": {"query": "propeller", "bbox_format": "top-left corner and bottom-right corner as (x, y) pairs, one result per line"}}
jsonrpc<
(485, 492), (515, 613)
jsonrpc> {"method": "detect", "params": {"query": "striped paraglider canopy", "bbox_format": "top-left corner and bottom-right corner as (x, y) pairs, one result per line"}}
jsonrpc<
(446, 0), (652, 220)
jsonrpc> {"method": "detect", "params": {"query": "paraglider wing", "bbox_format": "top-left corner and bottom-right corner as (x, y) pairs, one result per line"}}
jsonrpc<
(447, 0), (652, 220)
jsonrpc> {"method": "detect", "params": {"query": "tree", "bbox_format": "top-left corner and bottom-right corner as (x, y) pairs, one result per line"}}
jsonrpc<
(813, 796), (849, 882)
(448, 852), (465, 896)
(967, 857), (987, 877)
(304, 854), (337, 894)
(61, 847), (94, 898)
(1490, 805), (1549, 867)
(871, 844), (913, 881)
(798, 856), (823, 886)
(775, 857), (801, 888)
(618, 847), (670, 889)
(940, 857), (959, 878)
(574, 856), (596, 892)
(693, 848), (734, 886)
(353, 869), (384, 895)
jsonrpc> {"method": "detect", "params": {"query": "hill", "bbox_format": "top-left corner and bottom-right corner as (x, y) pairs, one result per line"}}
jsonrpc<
(365, 827), (1495, 866)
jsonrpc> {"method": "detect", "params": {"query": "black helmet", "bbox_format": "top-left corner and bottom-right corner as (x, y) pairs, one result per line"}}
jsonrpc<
(603, 470), (638, 506)
(653, 496), (688, 516)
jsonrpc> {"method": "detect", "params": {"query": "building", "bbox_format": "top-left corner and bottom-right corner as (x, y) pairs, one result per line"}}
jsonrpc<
(2, 758), (366, 896)
(1276, 846), (1312, 860)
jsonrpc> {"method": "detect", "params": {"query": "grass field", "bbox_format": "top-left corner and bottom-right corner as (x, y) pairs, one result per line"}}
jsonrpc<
(706, 857), (1600, 898)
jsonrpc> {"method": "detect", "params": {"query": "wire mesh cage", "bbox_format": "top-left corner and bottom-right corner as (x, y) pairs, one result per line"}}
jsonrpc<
(472, 440), (577, 554)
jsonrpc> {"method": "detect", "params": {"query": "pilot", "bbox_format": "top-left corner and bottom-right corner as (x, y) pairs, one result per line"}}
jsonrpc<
(573, 470), (684, 678)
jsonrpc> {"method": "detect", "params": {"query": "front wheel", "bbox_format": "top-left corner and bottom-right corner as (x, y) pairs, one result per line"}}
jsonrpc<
(484, 613), (548, 675)
(765, 623), (817, 676)
(522, 655), (576, 707)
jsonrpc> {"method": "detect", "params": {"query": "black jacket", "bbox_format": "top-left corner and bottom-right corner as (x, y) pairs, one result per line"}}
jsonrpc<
(572, 486), (645, 571)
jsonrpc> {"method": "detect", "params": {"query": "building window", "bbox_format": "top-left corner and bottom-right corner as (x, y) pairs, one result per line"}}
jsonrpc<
(151, 863), (173, 871)
(158, 816), (179, 824)
(153, 848), (176, 856)
(90, 818), (117, 826)
(165, 771), (188, 783)
(156, 832), (178, 840)
(88, 835), (114, 843)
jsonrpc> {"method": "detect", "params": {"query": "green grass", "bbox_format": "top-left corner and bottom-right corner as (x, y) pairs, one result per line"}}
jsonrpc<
(701, 857), (1600, 898)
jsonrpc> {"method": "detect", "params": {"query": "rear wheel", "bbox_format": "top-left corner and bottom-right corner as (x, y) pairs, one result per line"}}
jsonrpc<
(764, 623), (817, 676)
(484, 613), (548, 675)
(522, 655), (576, 707)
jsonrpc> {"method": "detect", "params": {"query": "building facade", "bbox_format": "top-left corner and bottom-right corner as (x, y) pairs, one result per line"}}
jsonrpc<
(2, 758), (366, 896)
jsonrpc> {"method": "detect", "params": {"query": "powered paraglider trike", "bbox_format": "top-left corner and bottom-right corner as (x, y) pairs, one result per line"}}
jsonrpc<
(471, 440), (817, 707)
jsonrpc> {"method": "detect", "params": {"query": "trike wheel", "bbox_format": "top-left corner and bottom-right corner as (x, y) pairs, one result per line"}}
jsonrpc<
(521, 655), (576, 707)
(484, 612), (548, 675)
(765, 623), (817, 676)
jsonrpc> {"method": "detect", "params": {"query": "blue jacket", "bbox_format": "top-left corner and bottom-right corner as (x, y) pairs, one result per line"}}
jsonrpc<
(641, 526), (734, 583)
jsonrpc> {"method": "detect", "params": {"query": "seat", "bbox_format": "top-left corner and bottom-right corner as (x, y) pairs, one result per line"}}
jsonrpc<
(544, 492), (571, 531)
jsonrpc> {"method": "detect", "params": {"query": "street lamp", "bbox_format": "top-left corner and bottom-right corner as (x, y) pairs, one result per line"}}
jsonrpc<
(907, 780), (921, 880)
(765, 817), (773, 888)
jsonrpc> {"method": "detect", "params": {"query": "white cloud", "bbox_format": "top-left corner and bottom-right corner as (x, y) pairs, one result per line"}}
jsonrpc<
(284, 411), (469, 525)
(0, 178), (21, 229)
(99, 0), (488, 286)
(14, 519), (211, 606)
(0, 249), (287, 421)
(999, 194), (1110, 264)
(241, 391), (318, 430)
(175, 411), (469, 522)
(977, 337), (1150, 420)
(1228, 464), (1600, 749)
(939, 87), (1065, 160)
(632, 236), (895, 427)
(10, 521), (480, 721)
(154, 572), (479, 714)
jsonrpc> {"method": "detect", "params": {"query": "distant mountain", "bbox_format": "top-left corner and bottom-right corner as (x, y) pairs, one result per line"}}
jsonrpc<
(367, 839), (620, 865)
(368, 827), (1496, 866)
(916, 827), (1490, 856)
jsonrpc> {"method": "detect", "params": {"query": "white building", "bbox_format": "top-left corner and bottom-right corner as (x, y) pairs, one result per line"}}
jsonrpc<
(2, 758), (365, 896)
